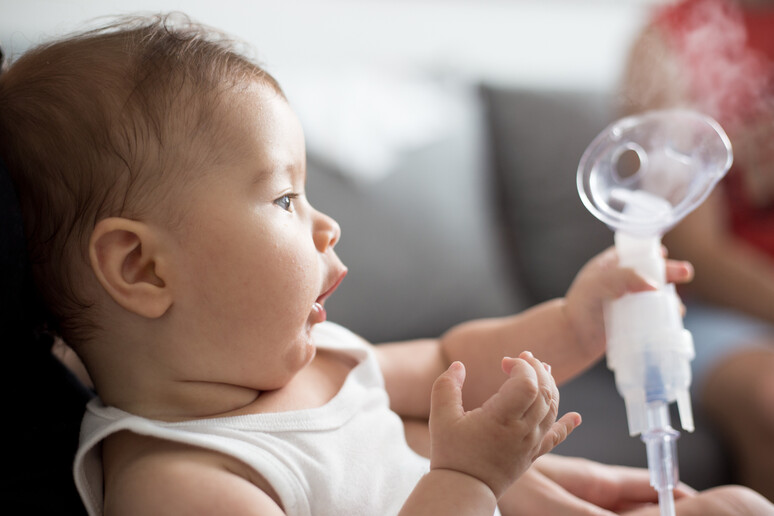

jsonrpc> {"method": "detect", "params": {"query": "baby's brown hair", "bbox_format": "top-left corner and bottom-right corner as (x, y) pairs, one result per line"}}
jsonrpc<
(0, 14), (283, 344)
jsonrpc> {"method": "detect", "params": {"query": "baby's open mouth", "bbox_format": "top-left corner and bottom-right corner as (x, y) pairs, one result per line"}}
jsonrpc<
(316, 269), (347, 305)
(310, 269), (347, 325)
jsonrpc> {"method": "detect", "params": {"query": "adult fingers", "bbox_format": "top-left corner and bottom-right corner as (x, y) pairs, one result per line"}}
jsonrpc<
(500, 466), (615, 516)
(536, 458), (699, 511)
(536, 457), (658, 509)
(623, 485), (773, 516)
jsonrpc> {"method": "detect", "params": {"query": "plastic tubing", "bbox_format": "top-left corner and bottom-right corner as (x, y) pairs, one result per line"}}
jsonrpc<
(642, 402), (679, 516)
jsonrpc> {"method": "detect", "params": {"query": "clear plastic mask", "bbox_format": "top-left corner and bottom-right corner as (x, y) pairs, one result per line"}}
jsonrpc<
(577, 109), (733, 237)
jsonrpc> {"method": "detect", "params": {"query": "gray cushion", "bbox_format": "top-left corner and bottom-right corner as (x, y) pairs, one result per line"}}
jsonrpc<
(481, 85), (614, 303)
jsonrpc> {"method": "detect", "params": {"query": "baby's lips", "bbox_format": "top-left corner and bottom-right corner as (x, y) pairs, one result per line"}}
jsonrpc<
(317, 268), (348, 304)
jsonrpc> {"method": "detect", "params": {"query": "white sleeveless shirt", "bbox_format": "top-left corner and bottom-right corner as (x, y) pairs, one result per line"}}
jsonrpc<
(73, 322), (442, 516)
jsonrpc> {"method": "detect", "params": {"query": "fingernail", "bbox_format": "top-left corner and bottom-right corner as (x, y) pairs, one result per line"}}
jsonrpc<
(543, 362), (551, 374)
(522, 351), (533, 359)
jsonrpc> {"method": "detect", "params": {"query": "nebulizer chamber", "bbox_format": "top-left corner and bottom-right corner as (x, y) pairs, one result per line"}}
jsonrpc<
(577, 110), (733, 516)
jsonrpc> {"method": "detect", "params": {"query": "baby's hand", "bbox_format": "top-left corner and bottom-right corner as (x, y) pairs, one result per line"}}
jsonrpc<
(428, 351), (581, 500)
(565, 246), (693, 360)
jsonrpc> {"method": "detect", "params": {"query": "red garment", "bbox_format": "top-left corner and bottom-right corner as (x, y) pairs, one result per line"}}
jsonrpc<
(654, 0), (774, 256)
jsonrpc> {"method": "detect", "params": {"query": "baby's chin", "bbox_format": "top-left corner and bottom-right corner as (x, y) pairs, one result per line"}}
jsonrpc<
(298, 333), (318, 371)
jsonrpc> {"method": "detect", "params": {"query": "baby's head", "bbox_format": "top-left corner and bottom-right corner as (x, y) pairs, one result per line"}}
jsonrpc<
(0, 15), (284, 345)
(1, 15), (346, 407)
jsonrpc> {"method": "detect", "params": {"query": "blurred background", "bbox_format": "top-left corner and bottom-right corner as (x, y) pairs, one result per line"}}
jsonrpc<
(2, 0), (651, 89)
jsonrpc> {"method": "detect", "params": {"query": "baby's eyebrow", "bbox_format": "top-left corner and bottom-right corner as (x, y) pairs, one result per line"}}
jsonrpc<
(250, 168), (271, 185)
(279, 162), (307, 183)
(249, 162), (282, 185)
(249, 162), (302, 187)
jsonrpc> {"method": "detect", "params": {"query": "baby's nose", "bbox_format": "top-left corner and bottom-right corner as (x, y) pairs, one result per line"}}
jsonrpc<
(314, 211), (341, 251)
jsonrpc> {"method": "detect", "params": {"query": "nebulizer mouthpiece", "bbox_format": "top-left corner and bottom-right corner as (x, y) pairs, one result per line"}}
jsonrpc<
(577, 110), (732, 516)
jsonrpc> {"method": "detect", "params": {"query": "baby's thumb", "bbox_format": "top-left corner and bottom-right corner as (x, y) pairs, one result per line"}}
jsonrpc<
(430, 361), (466, 425)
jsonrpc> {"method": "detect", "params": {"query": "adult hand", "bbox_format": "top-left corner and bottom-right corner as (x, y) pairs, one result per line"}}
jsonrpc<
(500, 454), (772, 516)
(498, 454), (693, 515)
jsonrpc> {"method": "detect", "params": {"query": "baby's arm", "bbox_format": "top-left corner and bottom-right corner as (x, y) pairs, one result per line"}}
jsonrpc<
(445, 249), (693, 407)
(398, 353), (580, 515)
(376, 302), (588, 419)
(101, 433), (287, 516)
(379, 248), (693, 415)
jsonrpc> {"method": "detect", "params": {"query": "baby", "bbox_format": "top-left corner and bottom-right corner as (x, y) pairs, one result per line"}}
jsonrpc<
(1, 14), (746, 516)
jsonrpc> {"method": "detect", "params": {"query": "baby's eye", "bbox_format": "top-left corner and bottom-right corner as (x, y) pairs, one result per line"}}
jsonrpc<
(274, 193), (298, 212)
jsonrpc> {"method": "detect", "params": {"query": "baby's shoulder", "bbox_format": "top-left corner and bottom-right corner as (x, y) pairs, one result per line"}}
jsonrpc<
(101, 431), (285, 515)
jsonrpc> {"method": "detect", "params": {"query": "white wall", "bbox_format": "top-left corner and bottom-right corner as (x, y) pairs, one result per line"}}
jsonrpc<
(0, 0), (658, 91)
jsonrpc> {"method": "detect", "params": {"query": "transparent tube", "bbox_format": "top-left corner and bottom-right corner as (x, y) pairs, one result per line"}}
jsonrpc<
(576, 109), (733, 516)
(642, 403), (679, 516)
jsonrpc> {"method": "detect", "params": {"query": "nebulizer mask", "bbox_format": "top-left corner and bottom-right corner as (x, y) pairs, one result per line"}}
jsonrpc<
(577, 110), (733, 516)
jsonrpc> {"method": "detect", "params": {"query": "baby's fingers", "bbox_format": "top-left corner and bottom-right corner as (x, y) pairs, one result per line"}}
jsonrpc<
(535, 412), (582, 458)
(430, 361), (466, 427)
(665, 259), (694, 285)
(500, 352), (559, 425)
(492, 356), (540, 420)
(517, 351), (559, 423)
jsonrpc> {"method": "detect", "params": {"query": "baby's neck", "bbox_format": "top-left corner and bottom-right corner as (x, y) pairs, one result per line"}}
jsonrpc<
(115, 381), (264, 422)
(92, 348), (356, 422)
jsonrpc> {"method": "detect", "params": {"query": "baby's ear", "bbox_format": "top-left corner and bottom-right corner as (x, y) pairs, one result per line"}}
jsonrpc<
(89, 217), (171, 318)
